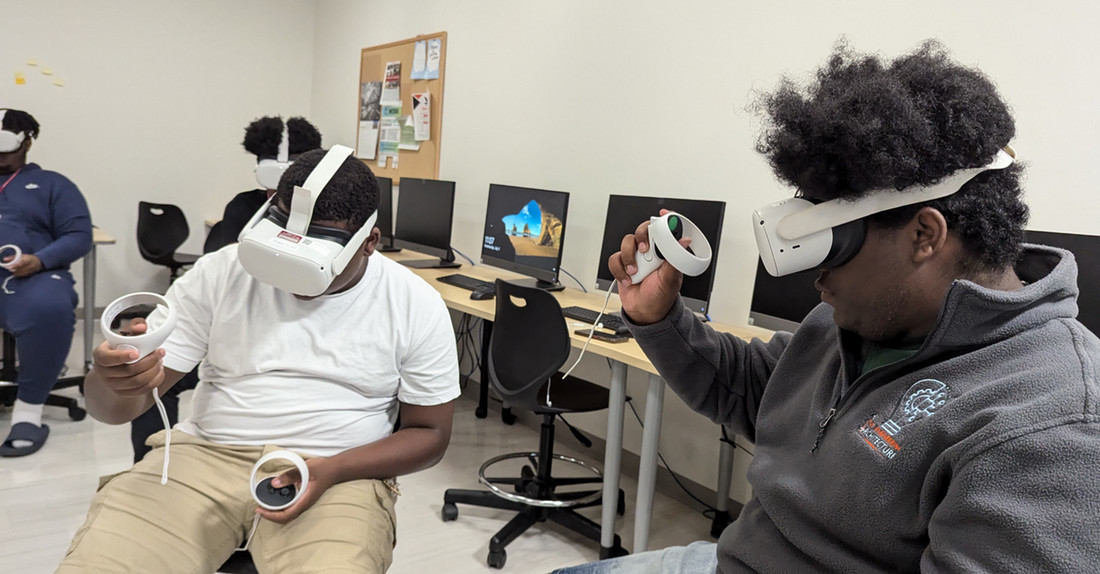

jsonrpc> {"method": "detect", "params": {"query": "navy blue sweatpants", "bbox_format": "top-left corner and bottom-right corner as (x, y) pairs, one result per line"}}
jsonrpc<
(0, 270), (78, 404)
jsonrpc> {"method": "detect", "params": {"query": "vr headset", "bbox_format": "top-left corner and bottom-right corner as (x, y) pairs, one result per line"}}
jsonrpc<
(254, 120), (291, 190)
(237, 144), (377, 296)
(0, 110), (27, 153)
(752, 146), (1015, 277)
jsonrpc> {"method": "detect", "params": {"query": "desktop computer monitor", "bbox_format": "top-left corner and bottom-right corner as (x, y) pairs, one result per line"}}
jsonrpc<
(375, 176), (399, 252)
(481, 184), (570, 291)
(1025, 229), (1099, 334)
(595, 195), (725, 316)
(393, 177), (460, 269)
(748, 261), (821, 332)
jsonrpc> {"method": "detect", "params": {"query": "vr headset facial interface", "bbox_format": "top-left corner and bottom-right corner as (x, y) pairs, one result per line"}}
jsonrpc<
(237, 144), (378, 296)
(254, 120), (291, 190)
(0, 110), (27, 154)
(753, 146), (1015, 277)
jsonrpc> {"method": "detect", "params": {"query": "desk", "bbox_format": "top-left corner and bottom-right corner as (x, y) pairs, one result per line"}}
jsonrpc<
(386, 250), (771, 554)
(84, 228), (116, 372)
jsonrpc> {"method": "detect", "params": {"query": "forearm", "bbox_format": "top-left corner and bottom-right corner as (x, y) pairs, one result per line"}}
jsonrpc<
(35, 230), (93, 269)
(320, 425), (451, 485)
(626, 299), (787, 436)
(83, 369), (155, 425)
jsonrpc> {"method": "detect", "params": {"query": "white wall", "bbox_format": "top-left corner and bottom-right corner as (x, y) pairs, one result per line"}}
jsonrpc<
(310, 0), (1100, 506)
(0, 0), (316, 302)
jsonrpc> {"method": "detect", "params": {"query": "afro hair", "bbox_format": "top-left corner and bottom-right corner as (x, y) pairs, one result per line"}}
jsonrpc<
(242, 116), (322, 159)
(755, 40), (1029, 272)
(275, 148), (379, 233)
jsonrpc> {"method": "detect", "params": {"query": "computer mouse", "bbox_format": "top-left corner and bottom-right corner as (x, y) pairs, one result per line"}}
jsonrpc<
(470, 287), (495, 300)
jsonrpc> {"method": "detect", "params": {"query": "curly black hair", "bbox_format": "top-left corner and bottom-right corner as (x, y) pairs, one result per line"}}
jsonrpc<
(0, 109), (40, 139)
(755, 40), (1029, 272)
(242, 116), (322, 159)
(276, 149), (379, 233)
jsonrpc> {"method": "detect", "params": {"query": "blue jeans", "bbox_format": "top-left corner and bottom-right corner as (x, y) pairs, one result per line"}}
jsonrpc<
(552, 541), (718, 574)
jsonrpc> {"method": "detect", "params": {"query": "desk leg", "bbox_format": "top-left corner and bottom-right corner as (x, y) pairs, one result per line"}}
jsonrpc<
(711, 428), (735, 537)
(634, 373), (665, 553)
(599, 360), (627, 558)
(82, 246), (97, 374)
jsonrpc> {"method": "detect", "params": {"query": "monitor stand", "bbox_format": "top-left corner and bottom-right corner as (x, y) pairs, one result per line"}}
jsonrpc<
(505, 277), (565, 292)
(400, 258), (462, 269)
(376, 239), (401, 253)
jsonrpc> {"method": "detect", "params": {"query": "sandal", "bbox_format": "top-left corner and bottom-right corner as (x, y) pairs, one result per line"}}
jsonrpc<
(0, 422), (50, 457)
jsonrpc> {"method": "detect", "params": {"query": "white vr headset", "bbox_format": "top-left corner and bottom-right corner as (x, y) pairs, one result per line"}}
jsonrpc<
(254, 120), (291, 190)
(753, 146), (1016, 277)
(0, 110), (27, 153)
(237, 144), (377, 296)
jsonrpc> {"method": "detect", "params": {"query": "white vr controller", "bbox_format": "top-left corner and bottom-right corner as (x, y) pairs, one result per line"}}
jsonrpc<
(0, 244), (22, 270)
(250, 450), (310, 511)
(100, 292), (178, 362)
(629, 212), (713, 284)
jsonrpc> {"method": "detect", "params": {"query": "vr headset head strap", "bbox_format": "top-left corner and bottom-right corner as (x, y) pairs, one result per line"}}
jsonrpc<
(277, 119), (289, 164)
(286, 145), (354, 234)
(776, 146), (1015, 241)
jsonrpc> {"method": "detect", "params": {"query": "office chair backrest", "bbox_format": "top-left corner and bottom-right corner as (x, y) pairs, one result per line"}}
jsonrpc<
(487, 279), (571, 411)
(137, 201), (191, 264)
(203, 220), (228, 254)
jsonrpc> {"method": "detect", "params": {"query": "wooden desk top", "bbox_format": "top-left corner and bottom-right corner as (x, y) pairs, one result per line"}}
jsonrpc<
(93, 227), (116, 245)
(384, 250), (774, 375)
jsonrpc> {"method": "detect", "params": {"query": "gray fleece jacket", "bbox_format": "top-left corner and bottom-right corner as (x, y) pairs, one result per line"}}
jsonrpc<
(627, 245), (1100, 573)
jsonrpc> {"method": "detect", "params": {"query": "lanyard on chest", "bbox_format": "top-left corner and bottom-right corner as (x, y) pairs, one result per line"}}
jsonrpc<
(0, 168), (22, 195)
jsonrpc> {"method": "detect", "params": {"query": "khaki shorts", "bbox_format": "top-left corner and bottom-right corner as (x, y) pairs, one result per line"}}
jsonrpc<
(57, 430), (398, 574)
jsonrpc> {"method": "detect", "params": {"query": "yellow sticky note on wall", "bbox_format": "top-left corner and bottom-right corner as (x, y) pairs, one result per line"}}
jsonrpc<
(26, 58), (38, 67)
(53, 78), (65, 87)
(14, 71), (26, 85)
(42, 67), (54, 76)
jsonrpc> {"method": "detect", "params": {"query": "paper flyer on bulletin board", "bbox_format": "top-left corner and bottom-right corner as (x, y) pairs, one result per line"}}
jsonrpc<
(412, 93), (430, 141)
(378, 103), (402, 168)
(382, 61), (401, 103)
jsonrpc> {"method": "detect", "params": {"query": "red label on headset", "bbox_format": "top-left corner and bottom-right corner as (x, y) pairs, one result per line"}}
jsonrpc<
(277, 231), (303, 244)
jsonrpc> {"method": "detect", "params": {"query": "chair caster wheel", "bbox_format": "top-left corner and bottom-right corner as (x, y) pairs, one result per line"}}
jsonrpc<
(617, 489), (626, 516)
(441, 503), (458, 522)
(69, 406), (86, 421)
(475, 406), (488, 419)
(487, 548), (506, 569)
(501, 409), (516, 425)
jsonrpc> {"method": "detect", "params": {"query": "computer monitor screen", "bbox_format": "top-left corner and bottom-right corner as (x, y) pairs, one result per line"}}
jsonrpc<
(393, 177), (457, 262)
(481, 184), (570, 289)
(748, 261), (821, 332)
(595, 195), (726, 316)
(376, 176), (394, 242)
(1025, 229), (1100, 334)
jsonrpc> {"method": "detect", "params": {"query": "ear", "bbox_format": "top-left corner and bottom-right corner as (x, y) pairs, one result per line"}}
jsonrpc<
(909, 207), (949, 263)
(363, 227), (381, 256)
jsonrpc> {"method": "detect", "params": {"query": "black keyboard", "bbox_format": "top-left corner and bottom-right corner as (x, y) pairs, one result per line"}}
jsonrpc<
(561, 306), (629, 335)
(436, 273), (494, 292)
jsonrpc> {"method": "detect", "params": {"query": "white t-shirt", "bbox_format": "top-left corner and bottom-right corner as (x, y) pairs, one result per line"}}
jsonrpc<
(149, 245), (460, 457)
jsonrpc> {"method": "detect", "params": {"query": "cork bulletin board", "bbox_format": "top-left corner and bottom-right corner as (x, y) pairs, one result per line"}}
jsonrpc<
(356, 32), (447, 183)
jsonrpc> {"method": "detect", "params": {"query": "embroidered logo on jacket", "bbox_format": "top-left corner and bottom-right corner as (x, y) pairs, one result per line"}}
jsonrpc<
(858, 378), (950, 459)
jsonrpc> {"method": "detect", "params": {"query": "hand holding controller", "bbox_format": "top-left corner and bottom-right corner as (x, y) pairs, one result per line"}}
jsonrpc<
(628, 212), (713, 284)
(251, 450), (310, 511)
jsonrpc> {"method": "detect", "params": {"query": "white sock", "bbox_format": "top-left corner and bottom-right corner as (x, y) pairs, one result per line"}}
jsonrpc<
(10, 400), (44, 448)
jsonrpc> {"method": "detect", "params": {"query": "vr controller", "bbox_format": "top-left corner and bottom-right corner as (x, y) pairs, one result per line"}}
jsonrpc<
(101, 293), (178, 362)
(250, 450), (310, 511)
(0, 244), (22, 270)
(629, 212), (713, 284)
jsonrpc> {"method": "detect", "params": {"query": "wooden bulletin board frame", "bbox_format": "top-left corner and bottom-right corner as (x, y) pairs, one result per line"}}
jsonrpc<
(356, 32), (447, 183)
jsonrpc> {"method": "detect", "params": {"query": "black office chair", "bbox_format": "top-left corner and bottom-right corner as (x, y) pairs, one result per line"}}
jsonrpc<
(443, 279), (624, 569)
(137, 202), (200, 282)
(0, 331), (86, 421)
